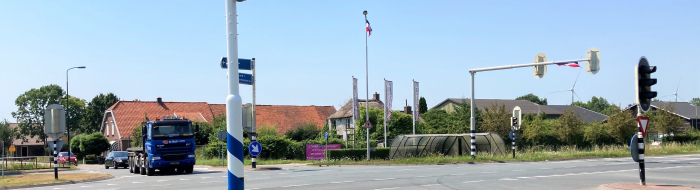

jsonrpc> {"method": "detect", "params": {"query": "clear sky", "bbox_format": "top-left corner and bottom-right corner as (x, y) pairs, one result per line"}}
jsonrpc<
(1, 0), (699, 121)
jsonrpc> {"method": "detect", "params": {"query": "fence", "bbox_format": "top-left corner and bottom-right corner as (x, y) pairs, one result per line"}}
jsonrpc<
(1, 156), (71, 171)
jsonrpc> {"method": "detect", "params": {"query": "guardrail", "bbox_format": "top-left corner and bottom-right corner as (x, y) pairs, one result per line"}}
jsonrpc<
(1, 156), (72, 171)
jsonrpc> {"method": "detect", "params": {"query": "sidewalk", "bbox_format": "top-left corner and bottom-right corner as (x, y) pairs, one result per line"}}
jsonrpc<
(599, 183), (698, 190)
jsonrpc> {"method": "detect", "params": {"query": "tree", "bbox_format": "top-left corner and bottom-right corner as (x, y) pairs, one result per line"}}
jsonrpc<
(571, 96), (618, 116)
(11, 84), (64, 143)
(80, 132), (110, 156)
(478, 103), (510, 139)
(194, 121), (214, 145)
(62, 96), (86, 135)
(552, 110), (582, 145)
(70, 134), (86, 158)
(83, 93), (119, 134)
(418, 97), (428, 114)
(650, 103), (686, 134)
(284, 122), (321, 141)
(0, 119), (15, 149)
(522, 113), (551, 146)
(605, 106), (637, 144)
(422, 109), (450, 134)
(516, 93), (548, 105)
(131, 126), (142, 147)
(583, 121), (606, 145)
(690, 98), (700, 106)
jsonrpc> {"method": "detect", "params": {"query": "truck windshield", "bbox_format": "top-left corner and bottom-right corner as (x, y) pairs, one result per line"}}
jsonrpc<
(152, 125), (193, 138)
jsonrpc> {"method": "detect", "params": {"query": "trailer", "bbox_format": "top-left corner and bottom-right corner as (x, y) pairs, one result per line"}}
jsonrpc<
(127, 115), (199, 176)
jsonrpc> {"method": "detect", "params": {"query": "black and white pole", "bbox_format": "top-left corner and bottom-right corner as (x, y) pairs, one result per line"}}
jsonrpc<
(53, 139), (58, 179)
(469, 72), (476, 159)
(251, 135), (257, 169)
(637, 114), (646, 186)
(512, 136), (516, 159)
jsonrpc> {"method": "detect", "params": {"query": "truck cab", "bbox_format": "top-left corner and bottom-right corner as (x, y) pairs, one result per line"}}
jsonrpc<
(128, 115), (198, 176)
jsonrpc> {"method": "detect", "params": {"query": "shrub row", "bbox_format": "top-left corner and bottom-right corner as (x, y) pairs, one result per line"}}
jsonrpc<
(202, 136), (347, 160)
(328, 148), (391, 160)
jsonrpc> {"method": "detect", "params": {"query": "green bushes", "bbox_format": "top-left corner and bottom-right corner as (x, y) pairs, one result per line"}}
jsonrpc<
(663, 128), (700, 143)
(328, 148), (390, 160)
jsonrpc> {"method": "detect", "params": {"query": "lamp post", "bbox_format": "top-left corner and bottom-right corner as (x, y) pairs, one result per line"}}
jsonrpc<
(66, 66), (86, 159)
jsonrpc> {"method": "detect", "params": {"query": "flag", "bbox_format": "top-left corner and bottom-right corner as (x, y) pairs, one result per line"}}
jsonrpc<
(556, 62), (580, 68)
(413, 81), (419, 121)
(353, 78), (359, 120)
(365, 19), (372, 37)
(385, 80), (393, 121)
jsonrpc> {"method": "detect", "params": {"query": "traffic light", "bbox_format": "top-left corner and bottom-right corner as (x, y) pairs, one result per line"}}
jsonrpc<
(635, 57), (657, 113)
(512, 117), (518, 127)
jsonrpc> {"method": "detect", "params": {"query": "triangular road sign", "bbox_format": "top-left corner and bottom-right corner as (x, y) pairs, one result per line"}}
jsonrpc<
(364, 119), (373, 129)
(637, 116), (649, 138)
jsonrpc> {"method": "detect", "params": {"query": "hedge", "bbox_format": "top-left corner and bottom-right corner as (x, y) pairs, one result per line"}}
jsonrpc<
(202, 136), (347, 160)
(328, 148), (390, 160)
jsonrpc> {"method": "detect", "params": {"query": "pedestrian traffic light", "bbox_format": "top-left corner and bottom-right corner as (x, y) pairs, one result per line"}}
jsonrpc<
(512, 117), (518, 127)
(635, 57), (657, 113)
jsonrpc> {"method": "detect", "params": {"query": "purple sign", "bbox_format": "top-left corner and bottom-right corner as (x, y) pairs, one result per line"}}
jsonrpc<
(306, 144), (341, 161)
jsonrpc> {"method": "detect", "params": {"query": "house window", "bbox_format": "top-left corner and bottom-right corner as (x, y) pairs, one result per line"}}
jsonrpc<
(105, 122), (109, 136)
(111, 121), (115, 136)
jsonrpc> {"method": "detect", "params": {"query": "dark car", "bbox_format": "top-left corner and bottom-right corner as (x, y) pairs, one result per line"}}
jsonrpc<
(105, 151), (129, 169)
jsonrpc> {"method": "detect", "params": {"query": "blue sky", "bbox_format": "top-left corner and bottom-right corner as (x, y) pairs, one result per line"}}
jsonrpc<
(1, 1), (699, 121)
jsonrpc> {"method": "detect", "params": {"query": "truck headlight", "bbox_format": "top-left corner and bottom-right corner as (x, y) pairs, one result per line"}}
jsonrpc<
(152, 156), (161, 161)
(188, 154), (195, 158)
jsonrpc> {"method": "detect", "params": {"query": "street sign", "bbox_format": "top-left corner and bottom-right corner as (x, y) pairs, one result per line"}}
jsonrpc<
(512, 106), (522, 130)
(217, 130), (227, 142)
(630, 134), (639, 162)
(364, 120), (373, 129)
(239, 73), (254, 85)
(637, 116), (650, 138)
(585, 47), (601, 75)
(44, 104), (66, 140)
(325, 132), (328, 140)
(248, 141), (262, 157)
(219, 57), (253, 70)
(8, 146), (15, 152)
(533, 53), (547, 79)
(509, 131), (517, 141)
(47, 140), (65, 150)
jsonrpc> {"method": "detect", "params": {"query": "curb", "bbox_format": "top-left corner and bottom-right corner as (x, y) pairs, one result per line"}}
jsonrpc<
(1, 175), (114, 190)
(598, 183), (699, 190)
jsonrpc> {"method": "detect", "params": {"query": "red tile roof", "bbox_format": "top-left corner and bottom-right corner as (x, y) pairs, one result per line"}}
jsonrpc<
(107, 101), (215, 138)
(209, 104), (226, 118)
(254, 105), (336, 135)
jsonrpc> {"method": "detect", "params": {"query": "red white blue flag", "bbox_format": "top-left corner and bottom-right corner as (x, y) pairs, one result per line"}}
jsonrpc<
(366, 19), (372, 37)
(556, 62), (580, 68)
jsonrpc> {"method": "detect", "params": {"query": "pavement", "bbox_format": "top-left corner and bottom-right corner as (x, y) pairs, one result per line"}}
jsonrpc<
(13, 154), (700, 190)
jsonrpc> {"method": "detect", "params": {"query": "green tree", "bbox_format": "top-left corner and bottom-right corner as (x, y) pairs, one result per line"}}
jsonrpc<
(0, 119), (16, 149)
(354, 105), (386, 148)
(605, 106), (637, 144)
(62, 96), (86, 135)
(131, 126), (142, 147)
(418, 97), (428, 114)
(516, 93), (548, 105)
(422, 109), (450, 134)
(194, 121), (214, 145)
(690, 98), (700, 106)
(284, 122), (321, 141)
(522, 113), (551, 146)
(446, 99), (481, 134)
(70, 134), (86, 158)
(583, 121), (606, 145)
(650, 103), (686, 134)
(572, 96), (617, 116)
(83, 93), (119, 134)
(11, 84), (64, 143)
(80, 132), (110, 156)
(478, 103), (510, 139)
(552, 110), (582, 145)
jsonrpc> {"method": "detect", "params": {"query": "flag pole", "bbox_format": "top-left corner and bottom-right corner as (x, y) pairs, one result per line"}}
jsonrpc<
(384, 78), (387, 148)
(363, 10), (370, 161)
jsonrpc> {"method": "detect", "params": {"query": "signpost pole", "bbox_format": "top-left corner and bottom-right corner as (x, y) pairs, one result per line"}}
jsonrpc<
(2, 141), (4, 177)
(53, 140), (58, 179)
(512, 133), (516, 159)
(637, 113), (646, 186)
(251, 135), (256, 169)
(225, 0), (245, 189)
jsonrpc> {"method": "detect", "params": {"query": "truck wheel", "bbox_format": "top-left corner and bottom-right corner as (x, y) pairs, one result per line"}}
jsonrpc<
(129, 159), (134, 173)
(139, 158), (146, 175)
(185, 166), (193, 174)
(146, 160), (155, 176)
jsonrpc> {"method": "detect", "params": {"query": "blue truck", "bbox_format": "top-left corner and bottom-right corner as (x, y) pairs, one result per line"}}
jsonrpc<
(128, 115), (199, 176)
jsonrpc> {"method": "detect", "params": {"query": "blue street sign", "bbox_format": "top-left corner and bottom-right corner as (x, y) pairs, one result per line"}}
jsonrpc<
(239, 73), (254, 85)
(249, 141), (262, 157)
(220, 57), (252, 70)
(630, 134), (639, 162)
(325, 132), (328, 140)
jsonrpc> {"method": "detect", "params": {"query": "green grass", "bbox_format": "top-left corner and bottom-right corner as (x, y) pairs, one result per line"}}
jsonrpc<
(0, 173), (111, 188)
(195, 158), (311, 166)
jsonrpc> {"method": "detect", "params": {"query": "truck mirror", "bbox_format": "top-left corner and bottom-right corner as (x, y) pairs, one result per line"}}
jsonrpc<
(195, 124), (200, 132)
(141, 126), (147, 137)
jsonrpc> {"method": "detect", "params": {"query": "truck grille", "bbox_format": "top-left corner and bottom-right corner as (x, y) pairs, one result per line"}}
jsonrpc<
(162, 153), (187, 161)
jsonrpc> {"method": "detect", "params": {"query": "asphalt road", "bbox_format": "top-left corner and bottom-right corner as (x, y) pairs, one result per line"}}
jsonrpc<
(23, 154), (700, 190)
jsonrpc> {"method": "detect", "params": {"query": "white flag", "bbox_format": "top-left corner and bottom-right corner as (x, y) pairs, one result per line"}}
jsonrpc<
(413, 80), (419, 121)
(385, 80), (393, 121)
(352, 78), (359, 120)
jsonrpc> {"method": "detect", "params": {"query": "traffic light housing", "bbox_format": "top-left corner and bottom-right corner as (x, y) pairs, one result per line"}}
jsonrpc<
(512, 117), (518, 127)
(635, 57), (657, 113)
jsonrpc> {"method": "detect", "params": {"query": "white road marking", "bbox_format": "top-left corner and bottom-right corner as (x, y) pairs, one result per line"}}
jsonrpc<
(499, 178), (518, 181)
(201, 177), (213, 179)
(342, 181), (354, 183)
(107, 184), (117, 186)
(180, 179), (190, 180)
(463, 180), (485, 183)
(374, 187), (400, 190)
(482, 171), (496, 173)
(540, 168), (552, 170)
(421, 184), (440, 187)
(517, 177), (534, 179)
(157, 180), (168, 182)
(565, 166), (577, 168)
(80, 186), (92, 188)
(450, 173), (466, 176)
(133, 182), (143, 183)
(278, 173), (288, 175)
(512, 170), (525, 171)
(416, 176), (429, 178)
(373, 178), (395, 181)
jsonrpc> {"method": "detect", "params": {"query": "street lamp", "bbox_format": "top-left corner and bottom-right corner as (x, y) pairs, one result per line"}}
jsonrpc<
(66, 66), (86, 159)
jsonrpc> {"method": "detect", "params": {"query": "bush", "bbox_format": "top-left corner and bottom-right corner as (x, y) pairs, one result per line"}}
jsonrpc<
(663, 128), (700, 143)
(328, 148), (390, 160)
(285, 122), (321, 142)
(81, 132), (111, 156)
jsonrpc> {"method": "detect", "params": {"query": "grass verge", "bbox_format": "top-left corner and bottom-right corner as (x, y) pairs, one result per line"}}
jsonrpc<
(0, 173), (111, 188)
(196, 158), (311, 166)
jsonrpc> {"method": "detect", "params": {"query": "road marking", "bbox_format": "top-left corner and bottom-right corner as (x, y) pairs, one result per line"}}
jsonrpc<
(201, 177), (213, 179)
(397, 169), (414, 171)
(482, 171), (496, 173)
(107, 184), (117, 186)
(416, 176), (429, 178)
(180, 179), (190, 180)
(373, 178), (395, 181)
(374, 187), (400, 190)
(565, 166), (577, 168)
(278, 173), (288, 175)
(533, 176), (551, 178)
(499, 178), (518, 181)
(512, 170), (525, 172)
(463, 180), (485, 183)
(342, 181), (354, 183)
(80, 186), (91, 188)
(287, 184), (309, 187)
(330, 182), (344, 184)
(53, 188), (64, 189)
(152, 184), (171, 187)
(157, 180), (168, 182)
(133, 182), (143, 183)
(366, 171), (381, 173)
(421, 184), (440, 187)
(540, 168), (552, 170)
(450, 173), (466, 176)
(517, 177), (534, 179)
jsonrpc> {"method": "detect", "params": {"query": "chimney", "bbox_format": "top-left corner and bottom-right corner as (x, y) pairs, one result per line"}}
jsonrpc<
(373, 92), (380, 101)
(404, 99), (412, 114)
(157, 97), (163, 105)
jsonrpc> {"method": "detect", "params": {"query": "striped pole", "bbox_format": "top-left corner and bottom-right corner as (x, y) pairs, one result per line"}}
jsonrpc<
(638, 131), (645, 185)
(225, 0), (244, 189)
(469, 72), (476, 158)
(53, 140), (58, 179)
(512, 138), (516, 159)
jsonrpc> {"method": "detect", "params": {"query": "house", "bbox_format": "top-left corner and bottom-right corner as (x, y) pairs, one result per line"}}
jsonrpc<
(624, 101), (699, 132)
(327, 93), (384, 142)
(100, 98), (337, 152)
(430, 98), (608, 122)
(7, 123), (58, 157)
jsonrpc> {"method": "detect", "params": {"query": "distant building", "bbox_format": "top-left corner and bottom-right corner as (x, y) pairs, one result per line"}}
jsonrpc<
(624, 101), (699, 132)
(327, 93), (383, 143)
(430, 98), (607, 122)
(7, 123), (58, 157)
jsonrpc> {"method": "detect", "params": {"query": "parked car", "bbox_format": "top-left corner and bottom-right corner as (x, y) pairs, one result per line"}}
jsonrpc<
(57, 152), (78, 166)
(105, 151), (129, 169)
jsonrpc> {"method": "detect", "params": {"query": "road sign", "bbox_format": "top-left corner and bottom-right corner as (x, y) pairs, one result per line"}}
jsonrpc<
(248, 141), (262, 157)
(512, 106), (522, 130)
(325, 132), (328, 140)
(217, 130), (227, 142)
(8, 146), (15, 152)
(47, 140), (65, 150)
(509, 131), (517, 141)
(364, 120), (373, 129)
(630, 134), (639, 162)
(533, 53), (547, 79)
(219, 57), (253, 70)
(239, 73), (254, 85)
(637, 116), (650, 138)
(44, 104), (66, 140)
(585, 47), (601, 75)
